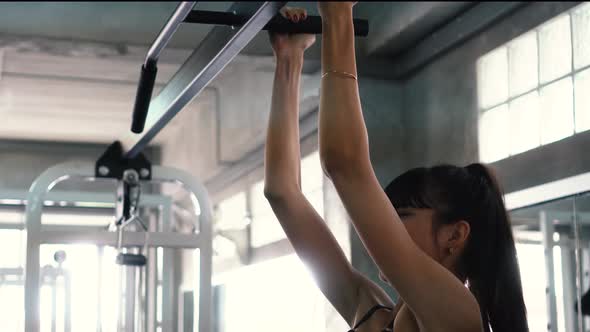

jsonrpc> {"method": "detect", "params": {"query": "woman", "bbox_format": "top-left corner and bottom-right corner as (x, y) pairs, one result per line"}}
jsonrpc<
(263, 3), (528, 331)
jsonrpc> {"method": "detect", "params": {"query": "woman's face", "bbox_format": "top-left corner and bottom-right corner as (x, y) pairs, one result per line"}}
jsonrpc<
(379, 207), (440, 285)
(397, 207), (440, 258)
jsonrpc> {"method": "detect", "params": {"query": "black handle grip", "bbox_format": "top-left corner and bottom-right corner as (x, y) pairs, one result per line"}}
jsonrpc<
(116, 253), (147, 266)
(184, 10), (369, 37)
(131, 63), (158, 134)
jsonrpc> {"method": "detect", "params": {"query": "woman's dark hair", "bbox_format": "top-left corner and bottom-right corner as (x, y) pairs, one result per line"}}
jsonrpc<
(384, 163), (528, 332)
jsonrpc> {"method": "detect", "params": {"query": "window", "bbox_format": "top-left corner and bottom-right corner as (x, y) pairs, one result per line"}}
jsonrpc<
(250, 180), (287, 247)
(215, 191), (248, 231)
(220, 254), (326, 332)
(301, 151), (325, 217)
(250, 151), (325, 248)
(0, 284), (24, 332)
(0, 229), (25, 332)
(0, 229), (25, 267)
(214, 151), (332, 330)
(478, 3), (590, 163)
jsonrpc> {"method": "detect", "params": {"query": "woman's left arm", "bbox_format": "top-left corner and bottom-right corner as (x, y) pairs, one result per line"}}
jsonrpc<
(317, 3), (481, 331)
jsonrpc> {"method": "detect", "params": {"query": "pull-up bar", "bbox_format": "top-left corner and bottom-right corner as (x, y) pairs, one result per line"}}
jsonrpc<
(127, 1), (369, 159)
(131, 1), (196, 133)
(184, 9), (369, 36)
(130, 1), (196, 135)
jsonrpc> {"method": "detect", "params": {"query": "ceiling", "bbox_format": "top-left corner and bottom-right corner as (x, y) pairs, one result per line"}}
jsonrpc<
(0, 1), (474, 145)
(0, 2), (474, 57)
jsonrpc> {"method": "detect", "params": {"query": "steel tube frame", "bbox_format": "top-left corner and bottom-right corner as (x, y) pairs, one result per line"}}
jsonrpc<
(0, 189), (168, 208)
(125, 265), (137, 332)
(145, 2), (196, 67)
(541, 211), (558, 332)
(24, 162), (213, 332)
(151, 165), (214, 332)
(124, 2), (286, 158)
(561, 246), (579, 332)
(37, 229), (201, 248)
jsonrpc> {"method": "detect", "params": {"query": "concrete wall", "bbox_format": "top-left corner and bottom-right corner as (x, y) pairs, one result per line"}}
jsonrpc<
(348, 78), (404, 302)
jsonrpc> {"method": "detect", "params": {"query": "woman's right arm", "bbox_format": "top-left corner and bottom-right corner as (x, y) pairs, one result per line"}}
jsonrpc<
(263, 8), (390, 325)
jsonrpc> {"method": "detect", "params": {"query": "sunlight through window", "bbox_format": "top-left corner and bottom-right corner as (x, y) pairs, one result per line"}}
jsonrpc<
(478, 3), (590, 163)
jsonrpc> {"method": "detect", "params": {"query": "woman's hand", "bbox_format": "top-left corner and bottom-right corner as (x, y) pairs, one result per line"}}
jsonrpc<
(269, 7), (316, 59)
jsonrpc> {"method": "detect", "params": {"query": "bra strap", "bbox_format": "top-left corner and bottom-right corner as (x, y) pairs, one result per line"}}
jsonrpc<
(348, 304), (393, 331)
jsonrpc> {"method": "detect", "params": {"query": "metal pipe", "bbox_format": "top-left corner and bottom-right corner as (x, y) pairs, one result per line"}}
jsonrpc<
(39, 229), (201, 248)
(125, 265), (136, 332)
(573, 197), (585, 331)
(64, 271), (71, 332)
(51, 278), (57, 332)
(132, 2), (196, 134)
(124, 2), (287, 158)
(541, 210), (558, 332)
(97, 246), (104, 332)
(184, 10), (369, 36)
(25, 162), (95, 332)
(150, 165), (213, 332)
(145, 2), (196, 67)
(561, 246), (579, 332)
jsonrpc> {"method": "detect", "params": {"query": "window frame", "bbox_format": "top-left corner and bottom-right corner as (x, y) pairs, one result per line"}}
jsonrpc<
(477, 3), (590, 163)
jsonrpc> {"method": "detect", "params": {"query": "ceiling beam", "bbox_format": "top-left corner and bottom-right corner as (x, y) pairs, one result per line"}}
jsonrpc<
(358, 2), (475, 58)
(389, 2), (529, 79)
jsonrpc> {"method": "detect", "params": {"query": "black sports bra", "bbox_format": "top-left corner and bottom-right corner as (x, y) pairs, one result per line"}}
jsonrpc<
(348, 304), (395, 332)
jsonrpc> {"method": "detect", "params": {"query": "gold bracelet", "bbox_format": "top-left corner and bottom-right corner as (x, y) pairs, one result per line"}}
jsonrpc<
(321, 70), (358, 80)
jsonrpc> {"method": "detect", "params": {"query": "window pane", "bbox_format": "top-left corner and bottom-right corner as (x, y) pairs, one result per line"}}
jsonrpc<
(216, 191), (248, 230)
(477, 47), (509, 109)
(39, 244), (99, 332)
(509, 91), (540, 155)
(301, 151), (323, 195)
(250, 181), (286, 247)
(0, 210), (23, 224)
(479, 104), (510, 163)
(222, 254), (325, 332)
(575, 68), (590, 132)
(515, 243), (549, 332)
(540, 77), (574, 145)
(0, 285), (24, 332)
(539, 14), (572, 83)
(250, 181), (273, 217)
(572, 2), (590, 70)
(41, 212), (112, 226)
(250, 213), (286, 248)
(509, 32), (538, 97)
(301, 150), (325, 218)
(157, 285), (163, 323)
(213, 235), (238, 257)
(0, 230), (23, 267)
(304, 189), (324, 219)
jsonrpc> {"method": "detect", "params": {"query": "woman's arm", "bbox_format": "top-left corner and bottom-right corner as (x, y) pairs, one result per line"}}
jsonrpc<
(263, 8), (380, 325)
(317, 3), (481, 331)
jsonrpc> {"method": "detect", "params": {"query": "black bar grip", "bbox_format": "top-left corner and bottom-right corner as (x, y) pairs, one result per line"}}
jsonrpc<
(184, 10), (369, 37)
(116, 253), (147, 266)
(131, 63), (158, 134)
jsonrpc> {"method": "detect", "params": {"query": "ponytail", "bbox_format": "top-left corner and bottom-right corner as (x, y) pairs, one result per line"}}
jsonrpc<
(385, 163), (528, 331)
(464, 163), (528, 332)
